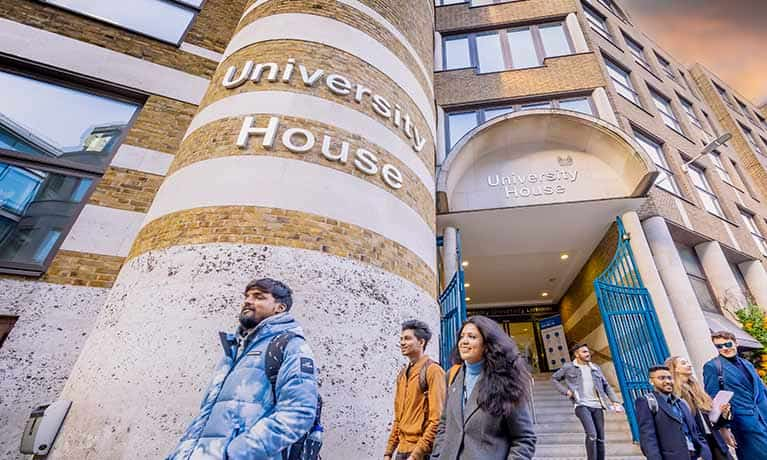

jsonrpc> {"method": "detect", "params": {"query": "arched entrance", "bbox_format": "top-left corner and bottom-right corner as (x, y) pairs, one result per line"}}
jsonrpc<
(437, 109), (663, 437)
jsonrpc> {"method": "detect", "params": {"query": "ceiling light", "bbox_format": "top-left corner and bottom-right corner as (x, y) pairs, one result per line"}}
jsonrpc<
(465, 297), (471, 302)
(464, 283), (471, 288)
(541, 292), (549, 297)
(560, 253), (569, 260)
(461, 261), (469, 267)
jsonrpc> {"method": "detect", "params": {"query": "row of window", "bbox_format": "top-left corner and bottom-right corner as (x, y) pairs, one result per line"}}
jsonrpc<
(713, 81), (767, 132)
(445, 96), (594, 149)
(37, 0), (203, 45)
(0, 68), (141, 273)
(442, 22), (574, 73)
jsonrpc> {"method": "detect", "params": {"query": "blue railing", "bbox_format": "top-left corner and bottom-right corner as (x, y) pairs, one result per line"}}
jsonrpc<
(437, 230), (467, 369)
(594, 217), (670, 441)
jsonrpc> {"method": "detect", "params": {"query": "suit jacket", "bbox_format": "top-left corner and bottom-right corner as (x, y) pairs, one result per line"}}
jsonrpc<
(635, 391), (712, 460)
(703, 356), (767, 459)
(431, 365), (536, 460)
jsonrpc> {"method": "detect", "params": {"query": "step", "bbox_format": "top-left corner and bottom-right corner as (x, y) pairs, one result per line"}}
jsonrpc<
(535, 415), (631, 426)
(534, 409), (629, 421)
(534, 456), (645, 460)
(535, 443), (643, 457)
(537, 432), (635, 445)
(534, 422), (632, 434)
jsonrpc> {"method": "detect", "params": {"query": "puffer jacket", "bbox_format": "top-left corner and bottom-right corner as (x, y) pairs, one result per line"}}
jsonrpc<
(166, 313), (318, 460)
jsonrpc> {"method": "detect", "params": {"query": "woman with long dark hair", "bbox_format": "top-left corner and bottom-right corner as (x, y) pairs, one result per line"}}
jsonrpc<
(431, 316), (536, 459)
(665, 356), (735, 460)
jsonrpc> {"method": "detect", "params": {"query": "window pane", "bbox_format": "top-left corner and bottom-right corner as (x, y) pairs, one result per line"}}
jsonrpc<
(521, 102), (552, 110)
(584, 5), (611, 40)
(484, 107), (515, 121)
(448, 112), (478, 148)
(540, 24), (571, 58)
(0, 71), (138, 170)
(689, 276), (719, 313)
(476, 33), (505, 73)
(0, 162), (93, 267)
(41, 0), (195, 43)
(445, 37), (471, 70)
(559, 98), (593, 115)
(507, 28), (539, 69)
(677, 244), (705, 278)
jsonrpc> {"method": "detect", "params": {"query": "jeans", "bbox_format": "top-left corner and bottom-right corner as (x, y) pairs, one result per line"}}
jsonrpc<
(395, 454), (429, 460)
(575, 405), (605, 460)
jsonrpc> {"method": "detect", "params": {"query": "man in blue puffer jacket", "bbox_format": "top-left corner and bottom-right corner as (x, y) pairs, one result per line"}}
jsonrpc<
(166, 278), (319, 460)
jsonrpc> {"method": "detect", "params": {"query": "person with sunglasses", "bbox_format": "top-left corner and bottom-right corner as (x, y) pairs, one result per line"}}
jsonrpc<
(703, 330), (767, 460)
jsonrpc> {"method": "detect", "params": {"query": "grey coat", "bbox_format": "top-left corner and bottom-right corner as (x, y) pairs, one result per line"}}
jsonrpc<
(431, 365), (536, 460)
(551, 362), (620, 408)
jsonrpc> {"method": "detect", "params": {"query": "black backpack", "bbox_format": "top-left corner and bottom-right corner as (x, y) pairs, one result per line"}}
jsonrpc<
(265, 331), (323, 460)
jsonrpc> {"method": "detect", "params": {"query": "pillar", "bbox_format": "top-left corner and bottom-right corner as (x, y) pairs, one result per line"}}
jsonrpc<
(442, 226), (459, 286)
(695, 241), (747, 311)
(622, 212), (689, 359)
(642, 216), (717, 375)
(739, 260), (767, 309)
(49, 2), (438, 458)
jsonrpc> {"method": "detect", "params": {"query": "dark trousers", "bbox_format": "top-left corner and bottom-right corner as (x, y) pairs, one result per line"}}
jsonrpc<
(395, 454), (429, 460)
(575, 405), (605, 460)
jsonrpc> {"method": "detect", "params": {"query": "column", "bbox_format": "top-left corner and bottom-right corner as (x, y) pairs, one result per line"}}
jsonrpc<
(50, 2), (438, 458)
(642, 216), (717, 375)
(695, 241), (747, 311)
(442, 226), (458, 286)
(622, 212), (689, 359)
(739, 260), (767, 309)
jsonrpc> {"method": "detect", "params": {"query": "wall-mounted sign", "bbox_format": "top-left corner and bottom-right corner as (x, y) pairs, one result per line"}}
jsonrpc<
(487, 169), (579, 199)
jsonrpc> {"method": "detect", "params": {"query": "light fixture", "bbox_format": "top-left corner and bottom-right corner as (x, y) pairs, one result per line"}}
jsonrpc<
(465, 296), (471, 302)
(560, 253), (569, 260)
(541, 292), (549, 297)
(464, 282), (471, 288)
(461, 261), (469, 267)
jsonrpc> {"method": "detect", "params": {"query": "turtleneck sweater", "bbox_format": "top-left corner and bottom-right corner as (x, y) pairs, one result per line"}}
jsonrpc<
(464, 360), (484, 407)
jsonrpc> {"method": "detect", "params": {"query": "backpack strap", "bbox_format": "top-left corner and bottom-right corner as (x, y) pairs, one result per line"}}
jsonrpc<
(715, 357), (725, 391)
(646, 392), (658, 415)
(265, 331), (301, 401)
(419, 359), (436, 432)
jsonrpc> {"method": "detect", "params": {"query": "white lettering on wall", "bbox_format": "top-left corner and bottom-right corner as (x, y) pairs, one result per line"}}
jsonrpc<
(488, 170), (579, 199)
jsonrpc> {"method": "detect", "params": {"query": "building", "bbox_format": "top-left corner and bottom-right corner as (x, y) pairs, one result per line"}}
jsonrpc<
(0, 0), (766, 458)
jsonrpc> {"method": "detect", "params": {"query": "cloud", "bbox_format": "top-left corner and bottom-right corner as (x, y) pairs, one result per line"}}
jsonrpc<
(622, 0), (767, 106)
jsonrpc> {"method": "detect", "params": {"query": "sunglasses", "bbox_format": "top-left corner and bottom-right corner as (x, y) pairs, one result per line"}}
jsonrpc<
(715, 341), (735, 350)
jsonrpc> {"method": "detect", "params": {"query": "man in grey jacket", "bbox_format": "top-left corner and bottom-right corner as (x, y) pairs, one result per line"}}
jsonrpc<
(552, 344), (623, 460)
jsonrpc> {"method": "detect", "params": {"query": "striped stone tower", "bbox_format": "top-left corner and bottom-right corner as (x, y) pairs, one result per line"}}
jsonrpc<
(50, 1), (437, 458)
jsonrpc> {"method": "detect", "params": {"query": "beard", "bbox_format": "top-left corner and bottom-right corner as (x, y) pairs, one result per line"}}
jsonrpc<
(239, 311), (260, 330)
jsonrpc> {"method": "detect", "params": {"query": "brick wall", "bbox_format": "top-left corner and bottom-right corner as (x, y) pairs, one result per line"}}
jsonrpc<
(436, 0), (577, 32)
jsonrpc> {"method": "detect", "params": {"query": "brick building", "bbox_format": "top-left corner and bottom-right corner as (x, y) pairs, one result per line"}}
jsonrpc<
(0, 0), (766, 458)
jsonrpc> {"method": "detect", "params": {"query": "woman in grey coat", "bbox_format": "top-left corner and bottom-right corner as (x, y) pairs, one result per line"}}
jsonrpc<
(431, 316), (537, 460)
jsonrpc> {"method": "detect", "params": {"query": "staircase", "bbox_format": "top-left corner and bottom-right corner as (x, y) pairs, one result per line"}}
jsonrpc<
(532, 373), (645, 460)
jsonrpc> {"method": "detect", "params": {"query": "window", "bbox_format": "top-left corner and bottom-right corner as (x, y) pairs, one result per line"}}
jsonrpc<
(559, 97), (594, 115)
(676, 243), (719, 313)
(584, 3), (612, 41)
(444, 36), (472, 70)
(650, 88), (682, 132)
(731, 160), (759, 199)
(702, 111), (718, 135)
(0, 316), (17, 349)
(757, 112), (767, 131)
(678, 70), (694, 93)
(437, 0), (467, 4)
(736, 99), (758, 124)
(605, 57), (641, 105)
(38, 0), (202, 45)
(713, 81), (734, 108)
(623, 33), (650, 69)
(597, 0), (624, 18)
(689, 165), (724, 217)
(711, 152), (732, 184)
(442, 23), (573, 72)
(679, 96), (703, 130)
(521, 101), (552, 110)
(446, 112), (479, 149)
(741, 210), (767, 256)
(729, 261), (752, 302)
(655, 53), (675, 80)
(740, 123), (764, 155)
(0, 69), (139, 273)
(634, 130), (679, 194)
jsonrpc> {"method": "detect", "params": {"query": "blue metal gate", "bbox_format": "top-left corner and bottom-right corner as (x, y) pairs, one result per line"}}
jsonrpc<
(594, 217), (670, 441)
(437, 231), (467, 369)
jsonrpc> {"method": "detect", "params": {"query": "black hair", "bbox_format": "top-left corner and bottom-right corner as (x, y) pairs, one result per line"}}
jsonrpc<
(402, 320), (432, 348)
(450, 316), (531, 417)
(648, 365), (670, 376)
(570, 343), (589, 356)
(245, 278), (293, 310)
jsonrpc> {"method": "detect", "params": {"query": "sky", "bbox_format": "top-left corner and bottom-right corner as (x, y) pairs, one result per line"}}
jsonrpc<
(622, 0), (767, 107)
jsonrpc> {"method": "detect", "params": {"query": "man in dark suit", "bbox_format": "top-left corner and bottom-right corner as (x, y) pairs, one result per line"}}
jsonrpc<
(703, 330), (767, 459)
(636, 366), (712, 460)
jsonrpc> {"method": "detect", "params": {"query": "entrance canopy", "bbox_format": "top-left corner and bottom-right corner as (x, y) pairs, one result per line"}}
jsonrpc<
(437, 109), (658, 307)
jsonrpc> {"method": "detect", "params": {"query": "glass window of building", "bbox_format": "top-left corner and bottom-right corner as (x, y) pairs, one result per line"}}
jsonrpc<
(650, 89), (683, 133)
(444, 36), (472, 70)
(559, 97), (594, 115)
(676, 243), (720, 313)
(757, 112), (767, 131)
(634, 130), (679, 194)
(710, 152), (733, 184)
(584, 3), (613, 41)
(539, 23), (572, 58)
(447, 112), (479, 149)
(606, 58), (641, 105)
(654, 53), (676, 80)
(678, 70), (694, 93)
(597, 0), (625, 18)
(623, 33), (651, 69)
(39, 0), (201, 45)
(437, 0), (467, 5)
(0, 70), (139, 273)
(679, 96), (703, 129)
(729, 261), (752, 302)
(735, 98), (758, 124)
(740, 123), (764, 155)
(521, 101), (553, 110)
(689, 165), (724, 217)
(484, 107), (515, 120)
(476, 32), (505, 73)
(713, 81), (734, 108)
(731, 160), (759, 199)
(741, 210), (767, 256)
(507, 27), (539, 69)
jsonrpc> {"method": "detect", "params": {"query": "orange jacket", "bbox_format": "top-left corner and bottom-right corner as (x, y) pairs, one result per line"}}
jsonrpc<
(385, 356), (446, 459)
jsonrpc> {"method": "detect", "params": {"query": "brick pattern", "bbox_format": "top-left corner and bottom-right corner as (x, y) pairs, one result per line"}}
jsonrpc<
(357, 0), (435, 69)
(237, 0), (432, 98)
(185, 0), (249, 52)
(200, 40), (435, 172)
(435, 53), (605, 107)
(88, 167), (163, 214)
(436, 0), (577, 32)
(169, 115), (436, 231)
(0, 0), (216, 78)
(123, 96), (197, 154)
(129, 206), (437, 297)
(40, 250), (125, 288)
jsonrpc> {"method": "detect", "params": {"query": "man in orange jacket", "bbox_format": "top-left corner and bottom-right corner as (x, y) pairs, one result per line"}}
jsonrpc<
(384, 320), (446, 460)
